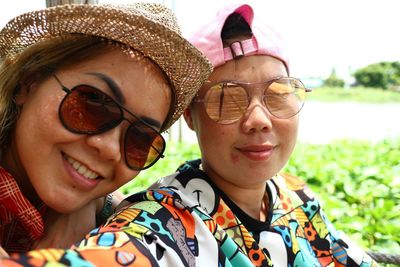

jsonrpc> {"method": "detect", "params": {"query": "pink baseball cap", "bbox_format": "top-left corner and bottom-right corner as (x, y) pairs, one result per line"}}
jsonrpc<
(189, 3), (289, 73)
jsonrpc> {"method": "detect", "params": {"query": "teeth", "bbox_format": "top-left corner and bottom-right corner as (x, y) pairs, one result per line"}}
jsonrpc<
(66, 156), (99, 179)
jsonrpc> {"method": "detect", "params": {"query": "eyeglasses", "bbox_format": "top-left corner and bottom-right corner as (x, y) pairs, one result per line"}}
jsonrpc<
(194, 77), (311, 124)
(53, 74), (165, 171)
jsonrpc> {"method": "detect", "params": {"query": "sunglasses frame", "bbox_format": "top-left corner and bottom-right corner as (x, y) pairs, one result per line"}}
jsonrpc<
(194, 76), (312, 124)
(52, 74), (165, 171)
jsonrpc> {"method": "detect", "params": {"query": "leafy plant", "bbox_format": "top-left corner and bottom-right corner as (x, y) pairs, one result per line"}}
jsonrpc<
(285, 138), (400, 254)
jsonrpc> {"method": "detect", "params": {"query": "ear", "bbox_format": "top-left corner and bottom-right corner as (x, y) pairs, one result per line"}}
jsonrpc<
(15, 79), (41, 105)
(14, 83), (31, 106)
(183, 107), (194, 130)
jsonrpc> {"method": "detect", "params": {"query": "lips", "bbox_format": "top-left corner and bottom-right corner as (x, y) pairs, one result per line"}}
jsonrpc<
(237, 144), (275, 161)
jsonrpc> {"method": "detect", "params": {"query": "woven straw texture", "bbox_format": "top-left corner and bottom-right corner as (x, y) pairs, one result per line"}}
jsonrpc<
(0, 3), (212, 129)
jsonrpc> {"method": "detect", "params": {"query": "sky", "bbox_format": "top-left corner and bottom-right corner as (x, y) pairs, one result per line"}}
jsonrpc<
(1, 0), (399, 80)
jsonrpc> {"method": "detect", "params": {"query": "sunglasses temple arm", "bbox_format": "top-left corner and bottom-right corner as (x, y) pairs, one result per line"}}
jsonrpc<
(52, 74), (71, 94)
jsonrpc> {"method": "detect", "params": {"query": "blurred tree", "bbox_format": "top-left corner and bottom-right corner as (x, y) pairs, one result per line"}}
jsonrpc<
(354, 61), (400, 90)
(323, 68), (345, 88)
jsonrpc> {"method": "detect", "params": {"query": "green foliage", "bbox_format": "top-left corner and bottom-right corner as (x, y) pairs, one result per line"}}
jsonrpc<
(122, 139), (400, 256)
(323, 68), (345, 88)
(284, 138), (400, 254)
(307, 86), (400, 103)
(354, 61), (400, 90)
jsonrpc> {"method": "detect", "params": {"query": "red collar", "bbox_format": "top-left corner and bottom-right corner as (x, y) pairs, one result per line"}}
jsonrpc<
(0, 166), (44, 240)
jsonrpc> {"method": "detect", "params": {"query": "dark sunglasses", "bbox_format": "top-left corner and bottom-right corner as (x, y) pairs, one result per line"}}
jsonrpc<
(53, 74), (165, 171)
(194, 77), (311, 124)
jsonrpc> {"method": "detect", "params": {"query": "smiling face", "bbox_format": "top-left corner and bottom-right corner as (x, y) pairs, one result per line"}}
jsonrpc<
(4, 47), (171, 213)
(185, 55), (298, 192)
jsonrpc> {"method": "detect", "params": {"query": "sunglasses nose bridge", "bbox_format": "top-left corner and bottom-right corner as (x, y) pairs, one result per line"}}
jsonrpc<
(245, 97), (272, 121)
(244, 84), (269, 111)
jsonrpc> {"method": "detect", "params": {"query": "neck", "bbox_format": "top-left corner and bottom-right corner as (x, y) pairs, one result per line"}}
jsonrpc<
(229, 187), (268, 221)
(202, 162), (268, 221)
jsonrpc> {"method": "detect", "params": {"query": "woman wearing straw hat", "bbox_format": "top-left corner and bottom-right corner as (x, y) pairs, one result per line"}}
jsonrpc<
(0, 2), (211, 256)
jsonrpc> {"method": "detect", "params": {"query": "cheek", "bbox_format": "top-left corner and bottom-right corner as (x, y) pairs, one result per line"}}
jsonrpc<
(15, 95), (68, 155)
(191, 106), (238, 160)
(196, 119), (234, 153)
(231, 153), (241, 164)
(24, 101), (61, 134)
(276, 117), (299, 151)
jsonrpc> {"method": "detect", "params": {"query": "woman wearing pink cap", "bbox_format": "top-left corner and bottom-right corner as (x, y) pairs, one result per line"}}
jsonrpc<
(2, 3), (377, 267)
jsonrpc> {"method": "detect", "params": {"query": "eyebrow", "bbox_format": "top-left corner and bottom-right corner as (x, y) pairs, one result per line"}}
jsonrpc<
(141, 117), (162, 130)
(86, 72), (162, 130)
(87, 72), (125, 104)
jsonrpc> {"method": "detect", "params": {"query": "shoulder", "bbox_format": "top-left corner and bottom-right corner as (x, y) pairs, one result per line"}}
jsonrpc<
(272, 172), (323, 217)
(279, 172), (306, 190)
(113, 188), (191, 220)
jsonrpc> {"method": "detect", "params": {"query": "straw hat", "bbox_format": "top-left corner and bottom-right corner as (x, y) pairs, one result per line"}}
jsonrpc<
(0, 3), (213, 129)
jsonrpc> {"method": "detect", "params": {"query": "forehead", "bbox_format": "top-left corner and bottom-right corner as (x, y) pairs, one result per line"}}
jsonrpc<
(62, 48), (172, 125)
(208, 55), (287, 85)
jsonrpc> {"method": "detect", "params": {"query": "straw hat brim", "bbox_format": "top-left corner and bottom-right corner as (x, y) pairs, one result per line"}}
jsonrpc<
(0, 3), (212, 130)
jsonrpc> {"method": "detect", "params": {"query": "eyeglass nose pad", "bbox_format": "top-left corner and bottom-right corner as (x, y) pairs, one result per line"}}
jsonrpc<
(244, 89), (267, 112)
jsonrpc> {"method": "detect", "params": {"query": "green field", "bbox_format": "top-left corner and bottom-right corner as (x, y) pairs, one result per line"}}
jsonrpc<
(307, 86), (400, 103)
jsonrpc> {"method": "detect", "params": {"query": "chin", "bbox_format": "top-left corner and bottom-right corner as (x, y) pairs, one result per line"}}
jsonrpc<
(48, 201), (81, 214)
(40, 191), (84, 214)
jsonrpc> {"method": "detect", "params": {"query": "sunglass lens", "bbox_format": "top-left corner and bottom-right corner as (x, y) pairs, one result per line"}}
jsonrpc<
(204, 83), (248, 124)
(60, 85), (122, 133)
(125, 123), (165, 170)
(266, 78), (306, 118)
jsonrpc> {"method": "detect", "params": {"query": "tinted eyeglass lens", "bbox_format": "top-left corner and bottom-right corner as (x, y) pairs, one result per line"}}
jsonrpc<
(204, 83), (248, 124)
(60, 85), (165, 170)
(125, 123), (165, 170)
(265, 78), (306, 118)
(202, 78), (306, 123)
(60, 85), (122, 133)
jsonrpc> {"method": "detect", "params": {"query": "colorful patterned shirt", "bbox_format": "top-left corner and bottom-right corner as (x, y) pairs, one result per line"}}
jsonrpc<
(2, 159), (377, 266)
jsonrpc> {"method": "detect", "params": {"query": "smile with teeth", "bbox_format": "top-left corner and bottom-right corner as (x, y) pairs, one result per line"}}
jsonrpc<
(65, 155), (99, 179)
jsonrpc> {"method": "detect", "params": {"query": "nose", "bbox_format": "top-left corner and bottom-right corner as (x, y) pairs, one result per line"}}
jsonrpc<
(241, 98), (273, 133)
(86, 126), (123, 163)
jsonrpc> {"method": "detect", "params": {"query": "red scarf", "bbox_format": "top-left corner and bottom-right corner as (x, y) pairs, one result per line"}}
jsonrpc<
(0, 167), (45, 253)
